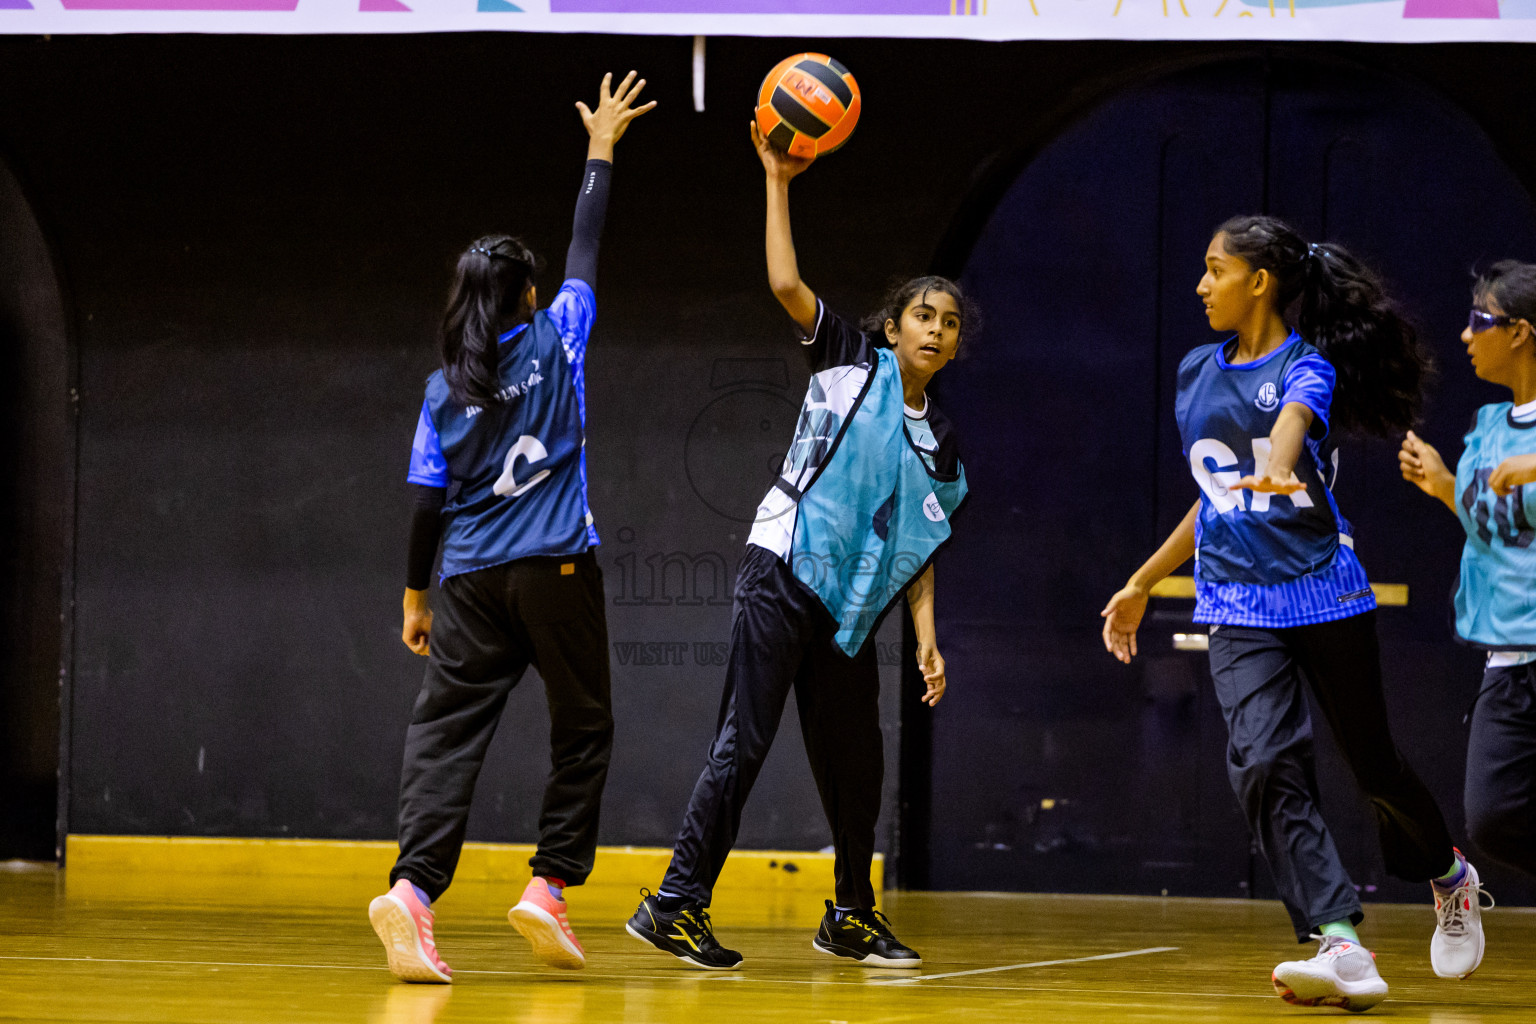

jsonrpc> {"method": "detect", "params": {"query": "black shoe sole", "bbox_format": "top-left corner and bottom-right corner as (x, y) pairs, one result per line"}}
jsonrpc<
(811, 936), (922, 968)
(625, 921), (743, 971)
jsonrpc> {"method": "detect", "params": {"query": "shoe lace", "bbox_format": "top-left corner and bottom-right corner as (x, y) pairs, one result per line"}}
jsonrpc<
(678, 906), (720, 948)
(1305, 933), (1359, 960)
(843, 908), (898, 941)
(1435, 880), (1495, 938)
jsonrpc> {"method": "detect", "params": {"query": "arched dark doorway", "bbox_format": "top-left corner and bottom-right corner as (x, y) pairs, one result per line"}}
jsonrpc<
(0, 152), (71, 861)
(920, 55), (1536, 906)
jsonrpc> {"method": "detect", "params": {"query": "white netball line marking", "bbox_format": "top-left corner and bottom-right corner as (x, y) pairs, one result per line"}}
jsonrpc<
(0, 948), (1181, 987)
(879, 945), (1180, 984)
(0, 955), (384, 972)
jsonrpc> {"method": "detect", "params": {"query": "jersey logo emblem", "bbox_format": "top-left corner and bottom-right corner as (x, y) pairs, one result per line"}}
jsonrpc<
(1255, 382), (1280, 412)
(923, 493), (946, 523)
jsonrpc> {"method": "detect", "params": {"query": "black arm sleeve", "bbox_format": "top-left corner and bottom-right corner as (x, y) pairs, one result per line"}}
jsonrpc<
(406, 484), (447, 591)
(564, 158), (612, 289)
(798, 299), (877, 373)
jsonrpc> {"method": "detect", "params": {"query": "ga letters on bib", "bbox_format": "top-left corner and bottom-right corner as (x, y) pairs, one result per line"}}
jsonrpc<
(1175, 334), (1375, 628)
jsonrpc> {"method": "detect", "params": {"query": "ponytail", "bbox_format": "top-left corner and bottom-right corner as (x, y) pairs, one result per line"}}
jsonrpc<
(1216, 215), (1433, 438)
(440, 234), (539, 408)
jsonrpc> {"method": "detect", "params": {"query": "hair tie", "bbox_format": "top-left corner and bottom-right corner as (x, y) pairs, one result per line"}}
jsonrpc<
(1307, 242), (1330, 261)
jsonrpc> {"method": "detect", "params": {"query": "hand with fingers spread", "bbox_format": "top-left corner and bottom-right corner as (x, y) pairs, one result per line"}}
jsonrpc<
(1101, 584), (1148, 665)
(750, 121), (814, 186)
(577, 71), (657, 162)
(1229, 473), (1308, 496)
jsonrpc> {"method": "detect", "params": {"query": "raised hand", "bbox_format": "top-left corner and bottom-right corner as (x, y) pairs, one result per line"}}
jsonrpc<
(577, 71), (657, 161)
(750, 121), (813, 185)
(1101, 584), (1148, 664)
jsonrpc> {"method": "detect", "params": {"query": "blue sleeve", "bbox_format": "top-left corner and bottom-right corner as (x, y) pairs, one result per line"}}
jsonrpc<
(407, 399), (450, 487)
(548, 279), (597, 369)
(1282, 353), (1335, 440)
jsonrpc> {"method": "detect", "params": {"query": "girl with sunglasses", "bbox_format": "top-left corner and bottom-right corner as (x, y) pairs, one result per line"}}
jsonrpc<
(1401, 261), (1536, 893)
(1102, 216), (1482, 1011)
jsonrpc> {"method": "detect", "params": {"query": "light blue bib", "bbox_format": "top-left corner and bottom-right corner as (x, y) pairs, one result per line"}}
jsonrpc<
(789, 348), (968, 655)
(1455, 403), (1536, 650)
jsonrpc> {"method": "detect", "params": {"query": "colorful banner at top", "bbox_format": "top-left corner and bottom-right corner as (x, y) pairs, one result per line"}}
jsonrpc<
(2, 0), (1532, 40)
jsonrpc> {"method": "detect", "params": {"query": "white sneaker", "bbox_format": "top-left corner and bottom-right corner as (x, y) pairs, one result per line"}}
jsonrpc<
(1431, 854), (1493, 980)
(1272, 934), (1388, 1012)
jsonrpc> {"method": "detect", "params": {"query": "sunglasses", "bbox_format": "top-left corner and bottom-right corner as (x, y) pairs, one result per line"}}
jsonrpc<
(1469, 309), (1522, 334)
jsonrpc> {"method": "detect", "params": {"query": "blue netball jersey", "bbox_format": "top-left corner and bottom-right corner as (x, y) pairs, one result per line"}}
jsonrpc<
(747, 300), (968, 655)
(407, 280), (599, 579)
(1454, 401), (1536, 650)
(1175, 333), (1376, 628)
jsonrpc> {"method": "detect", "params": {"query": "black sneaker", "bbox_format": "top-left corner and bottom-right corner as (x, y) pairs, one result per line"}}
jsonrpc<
(625, 890), (744, 970)
(812, 901), (922, 968)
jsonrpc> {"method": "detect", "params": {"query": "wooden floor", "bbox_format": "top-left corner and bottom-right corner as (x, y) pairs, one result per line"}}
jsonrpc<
(3, 867), (1535, 1022)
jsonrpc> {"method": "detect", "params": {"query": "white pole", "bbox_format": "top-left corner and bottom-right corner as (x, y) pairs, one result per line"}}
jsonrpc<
(692, 35), (706, 113)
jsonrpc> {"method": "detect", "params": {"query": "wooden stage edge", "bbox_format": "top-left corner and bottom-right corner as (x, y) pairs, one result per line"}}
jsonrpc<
(63, 834), (882, 893)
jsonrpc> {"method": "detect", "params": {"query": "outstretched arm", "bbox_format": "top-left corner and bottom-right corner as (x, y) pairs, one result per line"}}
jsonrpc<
(1231, 403), (1312, 495)
(566, 71), (655, 288)
(907, 564), (946, 706)
(751, 122), (817, 332)
(1101, 499), (1199, 664)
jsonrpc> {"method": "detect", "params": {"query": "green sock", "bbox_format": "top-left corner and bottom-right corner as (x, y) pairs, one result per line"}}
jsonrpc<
(1319, 920), (1360, 944)
(1435, 852), (1467, 886)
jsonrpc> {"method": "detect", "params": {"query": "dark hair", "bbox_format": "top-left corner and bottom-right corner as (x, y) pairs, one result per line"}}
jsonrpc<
(1473, 260), (1536, 323)
(440, 234), (540, 407)
(860, 275), (978, 345)
(1215, 215), (1433, 438)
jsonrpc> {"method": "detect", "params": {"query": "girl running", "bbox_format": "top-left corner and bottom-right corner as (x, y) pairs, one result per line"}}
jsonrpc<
(1401, 260), (1536, 890)
(1100, 216), (1483, 1011)
(625, 123), (969, 970)
(367, 71), (654, 983)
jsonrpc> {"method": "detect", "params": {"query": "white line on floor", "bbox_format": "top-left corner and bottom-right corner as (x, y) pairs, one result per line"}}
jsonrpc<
(878, 945), (1181, 983)
(0, 954), (386, 972)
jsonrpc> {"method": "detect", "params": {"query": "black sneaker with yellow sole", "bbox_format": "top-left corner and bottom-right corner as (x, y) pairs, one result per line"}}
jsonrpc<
(625, 890), (744, 970)
(812, 901), (922, 968)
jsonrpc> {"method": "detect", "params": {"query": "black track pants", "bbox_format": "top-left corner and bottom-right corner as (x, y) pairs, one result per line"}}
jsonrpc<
(1208, 610), (1456, 941)
(661, 544), (884, 910)
(390, 551), (613, 902)
(1464, 661), (1536, 878)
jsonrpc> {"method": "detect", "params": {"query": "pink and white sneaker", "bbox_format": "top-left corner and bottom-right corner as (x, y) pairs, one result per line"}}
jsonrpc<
(509, 876), (586, 970)
(369, 880), (453, 984)
(1272, 934), (1387, 1012)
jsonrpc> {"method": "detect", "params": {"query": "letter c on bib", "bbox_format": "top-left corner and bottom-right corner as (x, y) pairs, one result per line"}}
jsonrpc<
(494, 435), (551, 497)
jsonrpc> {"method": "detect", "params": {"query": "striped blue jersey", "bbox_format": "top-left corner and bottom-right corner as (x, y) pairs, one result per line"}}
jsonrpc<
(1175, 333), (1376, 628)
(407, 280), (599, 579)
(1454, 400), (1536, 650)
